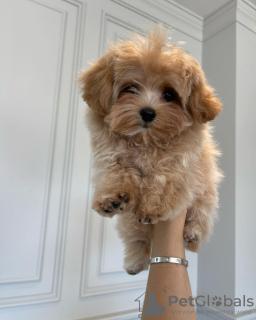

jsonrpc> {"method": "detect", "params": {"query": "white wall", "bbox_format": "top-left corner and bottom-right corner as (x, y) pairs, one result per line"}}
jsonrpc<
(199, 22), (236, 302)
(198, 1), (256, 318)
(236, 22), (256, 307)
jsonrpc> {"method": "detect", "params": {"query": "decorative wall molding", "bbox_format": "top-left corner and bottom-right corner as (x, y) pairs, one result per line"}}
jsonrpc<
(82, 279), (147, 298)
(0, 0), (86, 307)
(203, 1), (237, 41)
(0, 0), (67, 286)
(0, 0), (66, 289)
(237, 0), (256, 34)
(204, 0), (256, 40)
(98, 11), (144, 56)
(111, 0), (203, 41)
(80, 12), (147, 298)
(164, 0), (202, 20)
(243, 0), (256, 10)
(79, 309), (138, 320)
(112, 0), (256, 43)
(99, 218), (124, 275)
(49, 0), (87, 304)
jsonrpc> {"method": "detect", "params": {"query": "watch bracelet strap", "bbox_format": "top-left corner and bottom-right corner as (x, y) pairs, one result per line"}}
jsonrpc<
(150, 256), (188, 268)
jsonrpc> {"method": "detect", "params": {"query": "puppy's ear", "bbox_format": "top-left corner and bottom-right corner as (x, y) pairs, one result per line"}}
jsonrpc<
(78, 52), (114, 115)
(187, 61), (222, 123)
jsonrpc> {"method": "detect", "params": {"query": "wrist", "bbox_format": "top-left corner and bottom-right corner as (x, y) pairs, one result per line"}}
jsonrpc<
(151, 218), (186, 259)
(151, 241), (186, 259)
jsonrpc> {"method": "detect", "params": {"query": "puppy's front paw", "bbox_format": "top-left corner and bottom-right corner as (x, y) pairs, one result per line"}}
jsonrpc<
(183, 225), (202, 252)
(125, 263), (149, 275)
(133, 211), (161, 224)
(124, 246), (150, 275)
(93, 192), (130, 217)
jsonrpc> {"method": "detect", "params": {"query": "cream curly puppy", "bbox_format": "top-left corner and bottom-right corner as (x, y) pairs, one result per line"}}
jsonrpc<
(79, 26), (222, 275)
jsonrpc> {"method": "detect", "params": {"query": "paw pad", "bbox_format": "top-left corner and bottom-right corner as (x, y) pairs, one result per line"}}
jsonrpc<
(112, 201), (121, 208)
(93, 192), (131, 217)
(135, 215), (158, 224)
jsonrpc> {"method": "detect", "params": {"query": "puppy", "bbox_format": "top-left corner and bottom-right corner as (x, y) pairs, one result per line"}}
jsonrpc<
(79, 26), (222, 275)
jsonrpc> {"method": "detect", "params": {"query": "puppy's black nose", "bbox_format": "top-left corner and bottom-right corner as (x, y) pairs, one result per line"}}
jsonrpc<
(140, 107), (156, 123)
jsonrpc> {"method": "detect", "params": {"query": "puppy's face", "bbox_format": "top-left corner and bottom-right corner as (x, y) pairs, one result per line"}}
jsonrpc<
(79, 29), (222, 145)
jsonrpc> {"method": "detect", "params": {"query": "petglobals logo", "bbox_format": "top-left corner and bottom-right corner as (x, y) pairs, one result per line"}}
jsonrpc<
(169, 295), (254, 308)
(135, 292), (255, 318)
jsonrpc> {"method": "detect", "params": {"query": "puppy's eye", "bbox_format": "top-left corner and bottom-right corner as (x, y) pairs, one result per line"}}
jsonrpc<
(162, 89), (177, 102)
(123, 85), (139, 94)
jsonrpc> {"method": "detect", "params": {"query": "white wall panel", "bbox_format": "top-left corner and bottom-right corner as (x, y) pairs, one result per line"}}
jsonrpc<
(236, 22), (256, 309)
(0, 0), (84, 308)
(0, 0), (65, 284)
(80, 16), (149, 299)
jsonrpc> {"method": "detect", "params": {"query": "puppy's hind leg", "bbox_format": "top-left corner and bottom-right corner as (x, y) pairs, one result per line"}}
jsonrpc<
(117, 213), (152, 275)
(184, 188), (218, 252)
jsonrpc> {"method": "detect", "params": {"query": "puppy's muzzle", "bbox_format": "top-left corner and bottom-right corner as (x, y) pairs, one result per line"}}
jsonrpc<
(140, 107), (156, 123)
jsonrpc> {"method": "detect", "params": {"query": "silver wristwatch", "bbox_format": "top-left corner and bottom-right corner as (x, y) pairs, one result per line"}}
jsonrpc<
(150, 256), (188, 268)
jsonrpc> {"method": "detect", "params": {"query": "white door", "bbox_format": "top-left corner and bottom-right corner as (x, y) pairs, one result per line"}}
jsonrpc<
(0, 1), (199, 319)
